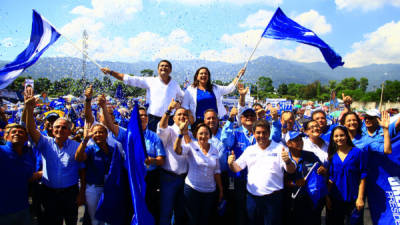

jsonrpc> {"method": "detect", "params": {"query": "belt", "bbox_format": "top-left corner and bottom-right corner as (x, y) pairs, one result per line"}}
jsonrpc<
(161, 169), (187, 178)
(247, 189), (283, 198)
(43, 184), (78, 194)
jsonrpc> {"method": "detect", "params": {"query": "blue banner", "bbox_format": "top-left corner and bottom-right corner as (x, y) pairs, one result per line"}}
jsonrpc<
(367, 133), (400, 225)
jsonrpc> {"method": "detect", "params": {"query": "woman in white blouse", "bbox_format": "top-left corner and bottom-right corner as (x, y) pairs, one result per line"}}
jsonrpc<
(182, 67), (245, 122)
(174, 121), (223, 225)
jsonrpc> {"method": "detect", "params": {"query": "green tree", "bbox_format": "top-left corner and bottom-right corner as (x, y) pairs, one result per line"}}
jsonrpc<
(34, 77), (52, 94)
(339, 77), (360, 90)
(6, 76), (32, 92)
(360, 77), (369, 92)
(140, 69), (154, 77)
(257, 76), (274, 99)
(277, 83), (288, 95)
(329, 80), (337, 91)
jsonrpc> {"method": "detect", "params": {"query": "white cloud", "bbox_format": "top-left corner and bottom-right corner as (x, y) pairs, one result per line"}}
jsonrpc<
(156, 0), (281, 6)
(60, 17), (104, 38)
(294, 10), (332, 35)
(239, 10), (274, 29)
(240, 9), (331, 35)
(55, 29), (194, 62)
(335, 0), (400, 11)
(160, 11), (166, 16)
(0, 37), (13, 47)
(344, 20), (400, 67)
(71, 0), (143, 20)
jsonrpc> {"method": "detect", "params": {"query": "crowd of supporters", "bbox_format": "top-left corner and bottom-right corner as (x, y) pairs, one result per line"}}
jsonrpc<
(1, 59), (400, 225)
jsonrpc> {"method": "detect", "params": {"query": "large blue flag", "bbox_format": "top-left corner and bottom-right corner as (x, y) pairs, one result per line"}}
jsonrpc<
(126, 104), (154, 225)
(367, 132), (400, 225)
(96, 144), (131, 225)
(0, 10), (60, 89)
(262, 7), (344, 69)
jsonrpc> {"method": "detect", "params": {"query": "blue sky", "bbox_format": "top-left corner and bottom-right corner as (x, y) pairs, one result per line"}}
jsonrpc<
(1, 0), (400, 68)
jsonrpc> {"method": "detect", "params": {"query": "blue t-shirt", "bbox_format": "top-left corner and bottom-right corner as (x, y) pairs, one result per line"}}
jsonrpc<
(328, 147), (367, 202)
(116, 127), (165, 171)
(195, 89), (218, 120)
(0, 142), (36, 215)
(85, 144), (114, 185)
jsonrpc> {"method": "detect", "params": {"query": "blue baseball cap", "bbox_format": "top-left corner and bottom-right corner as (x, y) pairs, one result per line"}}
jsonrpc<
(288, 131), (304, 141)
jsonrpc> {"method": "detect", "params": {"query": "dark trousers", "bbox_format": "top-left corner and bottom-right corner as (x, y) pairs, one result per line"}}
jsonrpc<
(145, 169), (161, 225)
(42, 184), (79, 225)
(228, 178), (247, 225)
(159, 169), (186, 225)
(29, 182), (44, 225)
(246, 190), (283, 225)
(282, 190), (323, 225)
(148, 114), (174, 132)
(183, 184), (217, 225)
(326, 198), (364, 225)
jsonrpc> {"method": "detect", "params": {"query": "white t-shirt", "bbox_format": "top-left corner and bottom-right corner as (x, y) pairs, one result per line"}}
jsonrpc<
(156, 123), (188, 175)
(236, 141), (292, 196)
(302, 137), (328, 165)
(123, 75), (184, 117)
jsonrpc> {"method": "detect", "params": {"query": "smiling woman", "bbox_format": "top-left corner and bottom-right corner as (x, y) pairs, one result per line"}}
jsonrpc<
(182, 67), (244, 123)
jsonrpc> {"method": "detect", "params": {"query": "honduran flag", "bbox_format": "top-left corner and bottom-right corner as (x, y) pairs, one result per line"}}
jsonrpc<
(0, 10), (60, 89)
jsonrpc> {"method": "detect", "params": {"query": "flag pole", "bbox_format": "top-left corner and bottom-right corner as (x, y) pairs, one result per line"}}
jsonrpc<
(236, 36), (263, 84)
(36, 10), (103, 70)
(379, 82), (385, 112)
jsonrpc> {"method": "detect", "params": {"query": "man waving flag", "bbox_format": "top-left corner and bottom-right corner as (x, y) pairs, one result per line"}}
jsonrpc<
(0, 10), (60, 89)
(262, 7), (344, 69)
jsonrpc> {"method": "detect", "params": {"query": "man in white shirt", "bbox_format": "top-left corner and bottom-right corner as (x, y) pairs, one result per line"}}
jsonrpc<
(101, 60), (184, 132)
(228, 120), (296, 225)
(156, 98), (190, 225)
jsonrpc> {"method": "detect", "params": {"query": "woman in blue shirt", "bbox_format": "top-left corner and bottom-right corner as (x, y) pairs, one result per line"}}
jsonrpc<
(75, 124), (114, 225)
(340, 111), (392, 154)
(182, 67), (244, 123)
(326, 126), (367, 225)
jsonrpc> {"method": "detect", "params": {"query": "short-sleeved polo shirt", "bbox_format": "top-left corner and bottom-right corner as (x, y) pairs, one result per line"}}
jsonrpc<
(37, 135), (82, 188)
(236, 141), (293, 196)
(85, 144), (114, 185)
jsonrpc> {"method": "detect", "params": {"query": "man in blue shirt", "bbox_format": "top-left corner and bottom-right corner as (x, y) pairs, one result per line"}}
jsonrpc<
(0, 124), (36, 225)
(98, 95), (165, 224)
(25, 91), (85, 225)
(221, 107), (257, 225)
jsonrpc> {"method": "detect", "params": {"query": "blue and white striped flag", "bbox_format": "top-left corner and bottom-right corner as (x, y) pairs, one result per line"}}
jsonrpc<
(0, 10), (60, 89)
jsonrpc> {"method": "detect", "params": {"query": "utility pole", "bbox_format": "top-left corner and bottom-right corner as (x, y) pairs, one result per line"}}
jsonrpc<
(82, 29), (88, 85)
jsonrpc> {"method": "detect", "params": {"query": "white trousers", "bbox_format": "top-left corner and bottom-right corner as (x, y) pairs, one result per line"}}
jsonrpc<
(86, 184), (105, 225)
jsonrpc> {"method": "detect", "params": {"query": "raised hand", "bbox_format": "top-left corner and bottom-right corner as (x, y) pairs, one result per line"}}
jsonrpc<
(101, 67), (111, 75)
(229, 107), (238, 119)
(270, 108), (278, 120)
(342, 92), (352, 107)
(237, 67), (246, 79)
(167, 98), (180, 111)
(179, 120), (189, 134)
(281, 148), (290, 164)
(97, 94), (107, 108)
(317, 166), (328, 175)
(84, 85), (93, 99)
(237, 83), (249, 96)
(83, 123), (94, 141)
(227, 151), (236, 166)
(378, 110), (390, 129)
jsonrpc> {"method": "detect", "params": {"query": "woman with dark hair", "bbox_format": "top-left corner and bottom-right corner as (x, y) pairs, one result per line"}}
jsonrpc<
(326, 126), (367, 225)
(174, 121), (223, 225)
(303, 120), (329, 165)
(182, 67), (245, 122)
(341, 111), (392, 154)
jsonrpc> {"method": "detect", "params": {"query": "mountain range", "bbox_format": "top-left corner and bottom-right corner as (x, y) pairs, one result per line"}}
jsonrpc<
(1, 56), (399, 89)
